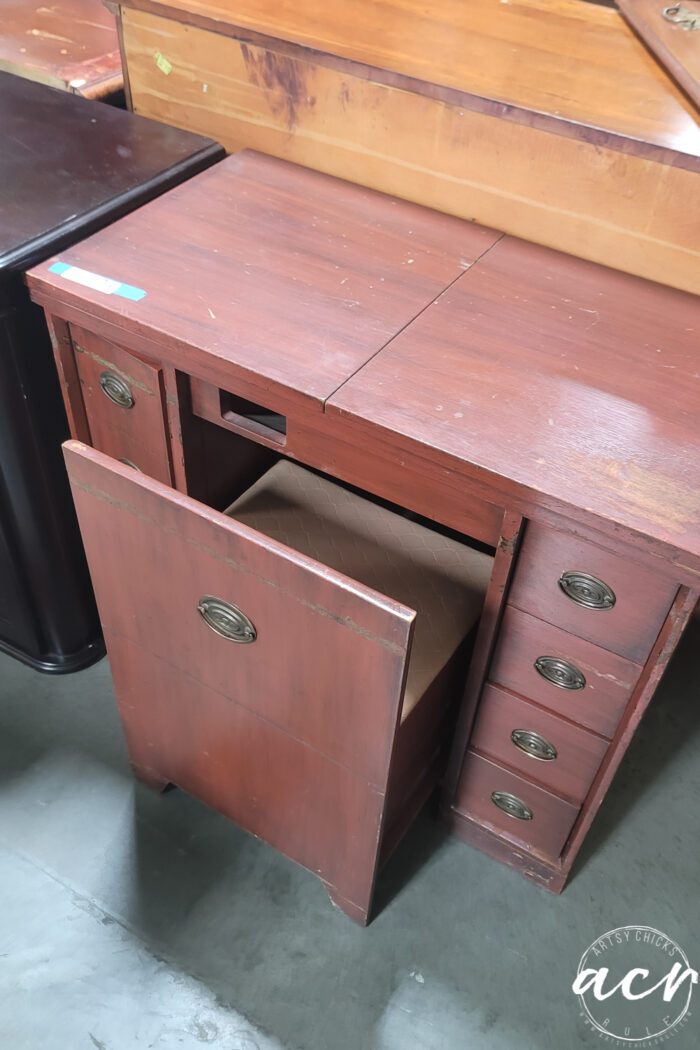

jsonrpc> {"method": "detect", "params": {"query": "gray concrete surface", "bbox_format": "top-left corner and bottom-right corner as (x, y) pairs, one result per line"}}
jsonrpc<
(0, 611), (698, 1050)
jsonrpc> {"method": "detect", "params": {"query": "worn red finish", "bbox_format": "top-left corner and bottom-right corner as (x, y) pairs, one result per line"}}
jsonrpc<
(25, 151), (700, 917)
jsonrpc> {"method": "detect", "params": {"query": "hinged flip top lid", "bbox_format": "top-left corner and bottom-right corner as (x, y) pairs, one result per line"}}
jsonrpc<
(27, 151), (500, 415)
(327, 235), (700, 564)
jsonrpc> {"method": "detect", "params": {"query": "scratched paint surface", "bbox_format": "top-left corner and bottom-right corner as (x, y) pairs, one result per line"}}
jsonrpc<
(0, 0), (121, 96)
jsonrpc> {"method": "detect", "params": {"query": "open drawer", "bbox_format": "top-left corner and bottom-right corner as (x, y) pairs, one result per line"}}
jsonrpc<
(63, 441), (493, 923)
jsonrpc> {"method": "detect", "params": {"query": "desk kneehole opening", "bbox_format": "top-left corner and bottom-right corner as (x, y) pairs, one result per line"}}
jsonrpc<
(221, 458), (494, 724)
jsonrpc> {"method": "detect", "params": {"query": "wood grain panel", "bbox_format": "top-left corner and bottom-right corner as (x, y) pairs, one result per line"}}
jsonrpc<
(104, 629), (386, 922)
(63, 441), (414, 788)
(470, 682), (608, 803)
(71, 326), (173, 484)
(328, 237), (700, 567)
(120, 8), (700, 292)
(119, 0), (699, 156)
(489, 606), (641, 737)
(27, 152), (499, 415)
(0, 0), (122, 99)
(509, 524), (678, 663)
(454, 750), (580, 858)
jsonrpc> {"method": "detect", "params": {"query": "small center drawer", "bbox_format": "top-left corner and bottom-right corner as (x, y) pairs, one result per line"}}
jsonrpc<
(508, 523), (677, 664)
(455, 750), (580, 859)
(470, 682), (608, 803)
(489, 605), (641, 738)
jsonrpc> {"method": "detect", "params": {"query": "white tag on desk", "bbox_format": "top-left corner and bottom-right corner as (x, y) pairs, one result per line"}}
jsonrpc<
(48, 261), (146, 301)
(56, 266), (122, 295)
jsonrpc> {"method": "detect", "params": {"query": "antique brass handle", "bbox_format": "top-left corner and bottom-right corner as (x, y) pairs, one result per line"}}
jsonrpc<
(197, 596), (256, 643)
(534, 655), (586, 691)
(558, 570), (616, 610)
(663, 5), (700, 30)
(511, 728), (558, 762)
(99, 370), (134, 409)
(118, 458), (141, 471)
(491, 791), (533, 821)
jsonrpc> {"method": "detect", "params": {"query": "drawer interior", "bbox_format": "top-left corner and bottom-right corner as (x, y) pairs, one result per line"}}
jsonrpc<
(225, 459), (494, 721)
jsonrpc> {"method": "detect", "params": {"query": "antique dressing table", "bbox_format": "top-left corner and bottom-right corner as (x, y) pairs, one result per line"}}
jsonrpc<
(25, 152), (700, 924)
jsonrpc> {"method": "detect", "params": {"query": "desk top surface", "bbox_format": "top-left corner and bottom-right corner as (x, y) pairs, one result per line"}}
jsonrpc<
(26, 151), (700, 564)
(118, 0), (700, 162)
(328, 237), (700, 562)
(0, 0), (122, 98)
(25, 152), (500, 404)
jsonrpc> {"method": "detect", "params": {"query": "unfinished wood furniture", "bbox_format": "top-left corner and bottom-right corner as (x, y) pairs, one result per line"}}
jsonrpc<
(107, 0), (700, 294)
(618, 0), (700, 109)
(25, 152), (700, 922)
(0, 70), (223, 672)
(0, 0), (124, 99)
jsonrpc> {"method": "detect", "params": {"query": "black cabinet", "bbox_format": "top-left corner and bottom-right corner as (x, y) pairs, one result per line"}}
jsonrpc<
(0, 71), (224, 672)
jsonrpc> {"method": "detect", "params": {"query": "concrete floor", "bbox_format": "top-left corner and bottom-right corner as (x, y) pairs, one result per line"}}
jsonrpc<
(0, 613), (698, 1050)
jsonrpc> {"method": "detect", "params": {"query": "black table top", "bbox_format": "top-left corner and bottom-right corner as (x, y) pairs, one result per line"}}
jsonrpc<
(0, 71), (224, 276)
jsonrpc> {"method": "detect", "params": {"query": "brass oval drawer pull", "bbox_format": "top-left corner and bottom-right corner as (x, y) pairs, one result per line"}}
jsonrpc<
(534, 655), (586, 691)
(197, 596), (257, 643)
(511, 728), (557, 762)
(558, 570), (615, 610)
(99, 370), (134, 409)
(491, 791), (533, 821)
(118, 458), (141, 471)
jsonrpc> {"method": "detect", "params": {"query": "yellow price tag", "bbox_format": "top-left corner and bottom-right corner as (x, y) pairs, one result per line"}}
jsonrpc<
(154, 51), (173, 76)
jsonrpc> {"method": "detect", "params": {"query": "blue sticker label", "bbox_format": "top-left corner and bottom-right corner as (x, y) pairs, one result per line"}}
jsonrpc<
(48, 262), (146, 301)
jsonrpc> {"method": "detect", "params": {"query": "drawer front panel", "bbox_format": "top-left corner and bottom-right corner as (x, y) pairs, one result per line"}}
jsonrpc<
(471, 683), (608, 803)
(71, 326), (172, 485)
(508, 524), (677, 663)
(490, 605), (641, 737)
(107, 630), (384, 917)
(455, 750), (580, 858)
(63, 442), (413, 788)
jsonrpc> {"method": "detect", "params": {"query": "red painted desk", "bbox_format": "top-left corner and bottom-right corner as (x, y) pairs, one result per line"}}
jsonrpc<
(25, 152), (700, 922)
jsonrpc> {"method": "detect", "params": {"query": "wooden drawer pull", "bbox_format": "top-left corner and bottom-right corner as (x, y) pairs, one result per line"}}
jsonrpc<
(197, 596), (257, 643)
(558, 570), (616, 611)
(491, 791), (533, 821)
(534, 655), (586, 691)
(510, 728), (558, 762)
(99, 370), (134, 409)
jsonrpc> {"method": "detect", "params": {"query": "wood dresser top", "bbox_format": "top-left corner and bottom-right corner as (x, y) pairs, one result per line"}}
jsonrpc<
(25, 151), (500, 410)
(0, 0), (122, 99)
(117, 0), (700, 164)
(26, 151), (700, 564)
(329, 236), (700, 563)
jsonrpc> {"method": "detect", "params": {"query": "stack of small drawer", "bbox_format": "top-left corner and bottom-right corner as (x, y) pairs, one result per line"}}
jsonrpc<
(456, 523), (678, 862)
